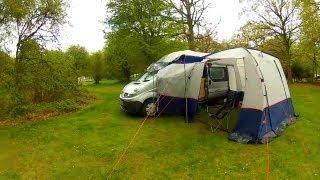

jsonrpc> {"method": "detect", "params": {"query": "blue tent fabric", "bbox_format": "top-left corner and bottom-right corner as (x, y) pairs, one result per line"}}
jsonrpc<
(229, 98), (296, 143)
(234, 91), (244, 106)
(158, 95), (198, 122)
(174, 55), (206, 64)
(158, 91), (245, 123)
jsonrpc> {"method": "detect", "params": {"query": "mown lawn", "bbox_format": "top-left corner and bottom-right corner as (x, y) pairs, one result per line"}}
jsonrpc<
(0, 81), (319, 179)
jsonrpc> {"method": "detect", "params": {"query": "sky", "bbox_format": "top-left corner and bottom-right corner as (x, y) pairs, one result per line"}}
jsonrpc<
(58, 0), (245, 53)
(59, 0), (108, 52)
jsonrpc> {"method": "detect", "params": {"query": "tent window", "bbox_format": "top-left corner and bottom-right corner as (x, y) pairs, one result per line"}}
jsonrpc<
(209, 67), (227, 82)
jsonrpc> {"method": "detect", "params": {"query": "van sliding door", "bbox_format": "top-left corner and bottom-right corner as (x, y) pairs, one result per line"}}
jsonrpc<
(207, 66), (229, 99)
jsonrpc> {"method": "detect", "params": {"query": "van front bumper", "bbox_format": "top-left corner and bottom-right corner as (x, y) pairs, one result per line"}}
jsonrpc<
(120, 98), (143, 114)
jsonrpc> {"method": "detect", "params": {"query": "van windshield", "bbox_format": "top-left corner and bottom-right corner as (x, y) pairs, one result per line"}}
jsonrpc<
(147, 62), (168, 72)
(136, 61), (168, 82)
(137, 71), (157, 82)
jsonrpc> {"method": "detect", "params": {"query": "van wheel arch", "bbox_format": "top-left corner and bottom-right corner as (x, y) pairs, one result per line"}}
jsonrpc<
(141, 98), (157, 116)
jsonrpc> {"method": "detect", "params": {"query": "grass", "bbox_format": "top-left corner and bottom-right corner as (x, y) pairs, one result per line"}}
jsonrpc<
(0, 80), (319, 179)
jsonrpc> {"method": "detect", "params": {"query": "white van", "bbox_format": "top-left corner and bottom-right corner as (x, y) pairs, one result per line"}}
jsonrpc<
(120, 50), (209, 116)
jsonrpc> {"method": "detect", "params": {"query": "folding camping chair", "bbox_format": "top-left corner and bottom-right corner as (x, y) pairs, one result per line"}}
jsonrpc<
(207, 91), (236, 133)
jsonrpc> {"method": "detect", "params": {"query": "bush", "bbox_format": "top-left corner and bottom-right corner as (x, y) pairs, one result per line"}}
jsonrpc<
(18, 41), (79, 100)
(292, 60), (313, 81)
(53, 99), (79, 112)
(66, 45), (91, 77)
(0, 51), (14, 119)
(1, 40), (84, 118)
(32, 99), (80, 113)
(0, 87), (10, 119)
(90, 51), (107, 84)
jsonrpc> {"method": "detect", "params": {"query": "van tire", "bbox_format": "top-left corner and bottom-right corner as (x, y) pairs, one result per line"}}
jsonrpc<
(141, 99), (157, 117)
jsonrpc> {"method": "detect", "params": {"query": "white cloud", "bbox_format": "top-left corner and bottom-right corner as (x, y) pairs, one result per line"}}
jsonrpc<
(206, 0), (246, 41)
(58, 0), (107, 53)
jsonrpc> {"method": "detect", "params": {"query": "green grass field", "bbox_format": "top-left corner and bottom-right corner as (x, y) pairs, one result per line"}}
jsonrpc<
(0, 81), (319, 179)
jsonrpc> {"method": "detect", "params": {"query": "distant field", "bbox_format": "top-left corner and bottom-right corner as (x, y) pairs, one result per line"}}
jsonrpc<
(0, 81), (319, 179)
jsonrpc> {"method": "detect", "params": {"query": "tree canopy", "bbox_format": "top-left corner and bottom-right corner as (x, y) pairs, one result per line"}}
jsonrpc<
(300, 0), (320, 81)
(0, 0), (68, 57)
(66, 45), (91, 77)
(105, 0), (187, 81)
(166, 0), (211, 50)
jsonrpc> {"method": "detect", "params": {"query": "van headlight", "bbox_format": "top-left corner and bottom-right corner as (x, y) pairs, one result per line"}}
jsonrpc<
(123, 93), (135, 98)
(123, 89), (139, 98)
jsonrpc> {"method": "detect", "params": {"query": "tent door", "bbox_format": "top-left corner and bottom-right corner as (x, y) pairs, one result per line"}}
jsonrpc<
(207, 65), (229, 99)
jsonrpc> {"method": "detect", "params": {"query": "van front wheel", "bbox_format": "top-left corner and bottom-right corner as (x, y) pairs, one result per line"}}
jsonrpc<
(142, 99), (157, 117)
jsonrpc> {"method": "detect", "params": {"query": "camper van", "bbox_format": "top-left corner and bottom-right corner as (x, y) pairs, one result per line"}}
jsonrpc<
(120, 50), (209, 116)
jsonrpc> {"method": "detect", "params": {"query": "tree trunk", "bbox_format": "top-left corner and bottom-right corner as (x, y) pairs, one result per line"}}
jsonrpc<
(122, 61), (131, 82)
(185, 0), (195, 50)
(286, 52), (293, 83)
(313, 53), (317, 82)
(287, 60), (293, 83)
(284, 39), (293, 83)
(187, 23), (195, 50)
(14, 40), (24, 90)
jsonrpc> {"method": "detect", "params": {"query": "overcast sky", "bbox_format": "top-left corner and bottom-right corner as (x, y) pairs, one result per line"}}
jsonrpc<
(58, 0), (245, 53)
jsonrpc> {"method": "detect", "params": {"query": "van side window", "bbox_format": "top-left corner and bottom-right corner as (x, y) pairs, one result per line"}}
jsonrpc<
(209, 67), (228, 82)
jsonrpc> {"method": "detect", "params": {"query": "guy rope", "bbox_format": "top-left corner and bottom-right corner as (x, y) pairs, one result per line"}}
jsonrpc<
(107, 83), (174, 178)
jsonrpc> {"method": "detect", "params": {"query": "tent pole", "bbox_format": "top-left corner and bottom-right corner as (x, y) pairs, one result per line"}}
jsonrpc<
(183, 55), (188, 123)
(153, 72), (156, 116)
(312, 53), (318, 82)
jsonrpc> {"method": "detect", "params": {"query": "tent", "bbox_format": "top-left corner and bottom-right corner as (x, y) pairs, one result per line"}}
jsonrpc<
(156, 48), (296, 143)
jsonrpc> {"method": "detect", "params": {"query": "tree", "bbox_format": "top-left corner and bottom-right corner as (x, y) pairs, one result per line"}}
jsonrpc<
(194, 29), (221, 53)
(42, 50), (79, 101)
(90, 51), (106, 84)
(105, 0), (187, 81)
(232, 22), (269, 49)
(300, 0), (320, 81)
(105, 29), (186, 82)
(0, 1), (9, 46)
(167, 0), (210, 50)
(260, 36), (286, 59)
(105, 28), (187, 82)
(0, 51), (13, 117)
(0, 0), (67, 59)
(107, 0), (180, 40)
(228, 34), (250, 49)
(241, 0), (301, 83)
(66, 45), (90, 77)
(0, 1), (5, 24)
(10, 40), (78, 103)
(0, 0), (68, 112)
(0, 51), (13, 85)
(12, 39), (44, 105)
(2, 40), (79, 116)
